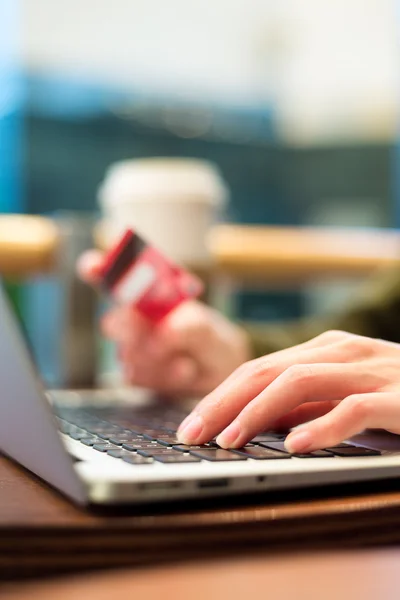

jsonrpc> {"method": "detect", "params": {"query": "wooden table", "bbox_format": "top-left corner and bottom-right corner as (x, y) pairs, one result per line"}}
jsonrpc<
(2, 214), (400, 283)
(2, 452), (400, 582)
(0, 215), (59, 278)
(4, 547), (400, 600)
(208, 224), (400, 285)
(3, 216), (400, 596)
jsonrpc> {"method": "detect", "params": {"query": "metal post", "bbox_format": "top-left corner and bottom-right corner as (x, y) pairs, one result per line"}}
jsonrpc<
(54, 213), (98, 388)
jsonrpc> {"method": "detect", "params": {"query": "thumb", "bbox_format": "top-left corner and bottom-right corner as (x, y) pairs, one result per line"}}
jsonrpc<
(76, 250), (105, 284)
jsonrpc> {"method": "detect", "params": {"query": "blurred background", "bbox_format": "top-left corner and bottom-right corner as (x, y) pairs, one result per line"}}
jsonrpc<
(1, 0), (400, 385)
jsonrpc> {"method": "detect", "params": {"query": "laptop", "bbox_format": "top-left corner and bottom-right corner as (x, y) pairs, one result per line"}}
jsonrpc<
(2, 282), (400, 507)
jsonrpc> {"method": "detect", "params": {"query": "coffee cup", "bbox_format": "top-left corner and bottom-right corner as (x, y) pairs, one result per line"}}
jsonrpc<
(98, 157), (228, 266)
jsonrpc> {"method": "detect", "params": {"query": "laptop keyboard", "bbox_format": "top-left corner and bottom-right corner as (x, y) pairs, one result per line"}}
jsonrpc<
(54, 404), (381, 465)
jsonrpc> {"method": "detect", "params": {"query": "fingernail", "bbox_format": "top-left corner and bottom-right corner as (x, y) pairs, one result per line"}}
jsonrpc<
(177, 414), (204, 444)
(216, 421), (242, 448)
(285, 429), (312, 453)
(177, 414), (192, 433)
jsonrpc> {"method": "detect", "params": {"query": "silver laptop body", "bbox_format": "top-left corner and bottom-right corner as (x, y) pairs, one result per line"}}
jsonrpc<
(1, 282), (400, 506)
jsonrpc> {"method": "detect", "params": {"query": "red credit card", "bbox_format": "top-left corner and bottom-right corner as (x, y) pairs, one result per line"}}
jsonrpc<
(98, 229), (203, 322)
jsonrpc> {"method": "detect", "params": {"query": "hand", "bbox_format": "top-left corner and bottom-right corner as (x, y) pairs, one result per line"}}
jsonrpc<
(77, 250), (251, 396)
(177, 330), (400, 452)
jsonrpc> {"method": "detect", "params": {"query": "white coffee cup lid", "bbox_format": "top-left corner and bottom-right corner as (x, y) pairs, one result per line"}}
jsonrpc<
(98, 158), (228, 208)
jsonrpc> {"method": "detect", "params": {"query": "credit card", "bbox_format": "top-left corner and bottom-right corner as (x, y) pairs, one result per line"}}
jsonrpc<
(98, 229), (203, 322)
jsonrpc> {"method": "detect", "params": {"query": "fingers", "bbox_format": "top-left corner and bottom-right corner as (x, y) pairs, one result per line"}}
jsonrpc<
(195, 329), (345, 401)
(117, 301), (235, 394)
(138, 301), (201, 360)
(101, 301), (212, 394)
(285, 392), (400, 453)
(111, 304), (198, 374)
(176, 338), (372, 445)
(124, 355), (199, 395)
(214, 363), (382, 448)
(76, 250), (104, 284)
(107, 304), (203, 393)
(108, 301), (203, 363)
(267, 400), (341, 431)
(102, 306), (151, 345)
(184, 330), (353, 419)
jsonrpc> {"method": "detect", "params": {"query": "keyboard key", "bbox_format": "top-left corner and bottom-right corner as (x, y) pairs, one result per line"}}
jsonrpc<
(172, 444), (213, 452)
(141, 430), (172, 439)
(80, 437), (102, 446)
(107, 449), (133, 459)
(209, 442), (255, 449)
(231, 447), (291, 460)
(153, 454), (201, 464)
(259, 442), (334, 458)
(122, 455), (154, 465)
(57, 419), (72, 434)
(93, 443), (120, 452)
(136, 442), (166, 449)
(258, 441), (287, 453)
(155, 438), (180, 447)
(251, 434), (286, 443)
(69, 430), (90, 441)
(107, 438), (127, 446)
(109, 428), (143, 436)
(92, 432), (112, 440)
(293, 450), (333, 458)
(160, 425), (179, 432)
(108, 437), (144, 446)
(137, 449), (180, 458)
(189, 449), (247, 461)
(122, 442), (163, 451)
(327, 443), (355, 449)
(85, 427), (117, 436)
(121, 427), (150, 436)
(328, 446), (381, 457)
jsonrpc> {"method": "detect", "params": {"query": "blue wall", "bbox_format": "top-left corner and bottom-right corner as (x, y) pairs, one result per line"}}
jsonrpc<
(0, 0), (23, 214)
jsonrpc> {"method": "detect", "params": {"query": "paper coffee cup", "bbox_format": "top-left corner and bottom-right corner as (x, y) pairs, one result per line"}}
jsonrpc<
(98, 158), (228, 265)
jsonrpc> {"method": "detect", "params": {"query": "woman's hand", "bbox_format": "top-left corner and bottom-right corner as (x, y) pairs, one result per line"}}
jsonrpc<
(77, 250), (251, 396)
(177, 330), (400, 452)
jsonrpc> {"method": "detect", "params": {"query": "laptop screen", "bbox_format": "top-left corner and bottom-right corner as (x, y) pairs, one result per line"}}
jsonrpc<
(0, 280), (86, 503)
